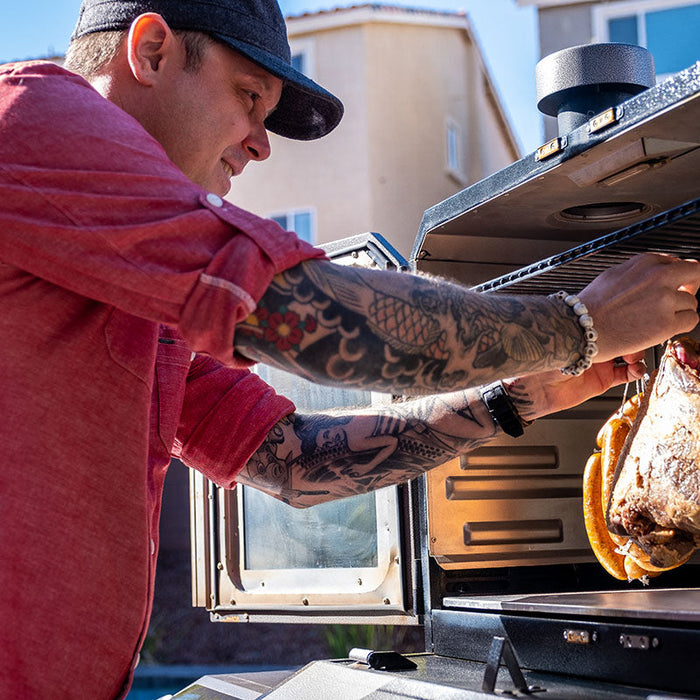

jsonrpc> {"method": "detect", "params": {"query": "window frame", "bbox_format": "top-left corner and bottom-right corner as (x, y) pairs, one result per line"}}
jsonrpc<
(269, 207), (317, 245)
(445, 117), (467, 185)
(592, 0), (700, 80)
(288, 37), (316, 80)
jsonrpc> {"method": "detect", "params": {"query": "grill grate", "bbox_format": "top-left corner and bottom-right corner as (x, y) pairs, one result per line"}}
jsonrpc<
(473, 198), (700, 296)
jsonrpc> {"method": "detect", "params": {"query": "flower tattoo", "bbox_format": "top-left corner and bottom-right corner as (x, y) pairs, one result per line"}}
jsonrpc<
(246, 307), (317, 351)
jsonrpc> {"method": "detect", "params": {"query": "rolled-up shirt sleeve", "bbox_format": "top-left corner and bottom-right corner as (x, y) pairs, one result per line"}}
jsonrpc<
(0, 61), (324, 366)
(172, 354), (294, 487)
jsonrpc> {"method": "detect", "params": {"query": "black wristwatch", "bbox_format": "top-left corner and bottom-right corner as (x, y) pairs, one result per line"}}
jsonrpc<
(480, 381), (526, 438)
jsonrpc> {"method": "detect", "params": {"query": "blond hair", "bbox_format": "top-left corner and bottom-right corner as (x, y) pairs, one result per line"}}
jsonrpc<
(64, 29), (215, 78)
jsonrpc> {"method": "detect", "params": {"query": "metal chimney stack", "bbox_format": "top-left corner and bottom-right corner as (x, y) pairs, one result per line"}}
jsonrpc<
(536, 43), (656, 136)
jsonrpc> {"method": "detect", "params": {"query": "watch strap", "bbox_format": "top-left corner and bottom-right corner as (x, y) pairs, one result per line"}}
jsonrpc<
(480, 381), (526, 438)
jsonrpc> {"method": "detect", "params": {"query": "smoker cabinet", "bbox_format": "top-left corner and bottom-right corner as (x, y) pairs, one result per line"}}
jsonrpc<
(185, 57), (700, 699)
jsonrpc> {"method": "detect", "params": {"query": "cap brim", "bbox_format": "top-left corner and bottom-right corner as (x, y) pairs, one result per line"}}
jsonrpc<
(213, 33), (344, 141)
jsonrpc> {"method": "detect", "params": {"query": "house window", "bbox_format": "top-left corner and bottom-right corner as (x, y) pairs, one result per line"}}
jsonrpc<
(270, 209), (315, 244)
(594, 0), (700, 79)
(445, 119), (466, 183)
(289, 38), (316, 80)
(291, 52), (305, 74)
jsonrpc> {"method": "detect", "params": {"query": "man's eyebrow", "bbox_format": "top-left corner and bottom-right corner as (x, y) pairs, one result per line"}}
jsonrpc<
(248, 72), (282, 106)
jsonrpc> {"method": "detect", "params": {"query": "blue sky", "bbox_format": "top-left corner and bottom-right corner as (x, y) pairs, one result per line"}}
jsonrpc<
(0, 0), (543, 153)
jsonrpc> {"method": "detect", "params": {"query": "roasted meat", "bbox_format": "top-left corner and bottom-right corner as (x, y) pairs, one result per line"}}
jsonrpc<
(607, 337), (700, 569)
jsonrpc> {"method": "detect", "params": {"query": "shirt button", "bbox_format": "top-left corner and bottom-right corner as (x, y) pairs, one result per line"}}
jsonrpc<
(206, 193), (224, 207)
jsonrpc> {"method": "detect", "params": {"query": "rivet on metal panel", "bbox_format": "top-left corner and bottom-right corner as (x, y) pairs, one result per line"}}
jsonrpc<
(535, 136), (566, 162)
(587, 106), (623, 134)
(383, 597), (391, 605)
(302, 597), (309, 606)
(619, 634), (651, 650)
(216, 561), (223, 570)
(563, 629), (592, 644)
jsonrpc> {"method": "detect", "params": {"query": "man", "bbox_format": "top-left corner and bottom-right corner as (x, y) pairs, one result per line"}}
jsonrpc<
(1, 0), (698, 697)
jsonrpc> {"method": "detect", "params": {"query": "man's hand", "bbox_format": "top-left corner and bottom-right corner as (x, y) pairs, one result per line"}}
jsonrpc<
(504, 353), (647, 423)
(578, 253), (700, 363)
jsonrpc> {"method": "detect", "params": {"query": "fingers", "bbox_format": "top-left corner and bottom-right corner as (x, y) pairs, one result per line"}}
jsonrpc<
(674, 286), (700, 313)
(598, 358), (645, 387)
(623, 361), (646, 382)
(579, 254), (700, 361)
(627, 252), (698, 274)
(609, 353), (645, 383)
(674, 307), (700, 335)
(660, 256), (700, 296)
(679, 282), (700, 295)
(642, 257), (700, 310)
(619, 351), (645, 365)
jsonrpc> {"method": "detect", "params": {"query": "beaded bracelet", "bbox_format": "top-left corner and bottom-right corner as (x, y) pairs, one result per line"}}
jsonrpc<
(549, 290), (599, 376)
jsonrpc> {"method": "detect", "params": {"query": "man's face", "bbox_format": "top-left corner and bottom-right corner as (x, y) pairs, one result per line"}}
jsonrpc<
(151, 41), (283, 195)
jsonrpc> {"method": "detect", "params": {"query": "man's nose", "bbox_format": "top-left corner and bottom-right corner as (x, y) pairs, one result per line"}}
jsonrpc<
(244, 120), (272, 162)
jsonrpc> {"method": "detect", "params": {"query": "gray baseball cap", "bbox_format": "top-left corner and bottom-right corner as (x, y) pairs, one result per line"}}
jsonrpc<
(71, 0), (344, 140)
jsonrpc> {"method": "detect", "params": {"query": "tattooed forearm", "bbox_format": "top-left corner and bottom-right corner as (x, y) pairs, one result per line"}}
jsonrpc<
(235, 259), (584, 394)
(236, 388), (499, 507)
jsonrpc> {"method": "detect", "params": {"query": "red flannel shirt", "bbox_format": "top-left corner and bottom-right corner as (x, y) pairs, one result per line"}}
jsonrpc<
(0, 61), (324, 698)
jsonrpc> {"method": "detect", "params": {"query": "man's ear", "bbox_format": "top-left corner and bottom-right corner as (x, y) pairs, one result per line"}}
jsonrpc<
(126, 13), (179, 85)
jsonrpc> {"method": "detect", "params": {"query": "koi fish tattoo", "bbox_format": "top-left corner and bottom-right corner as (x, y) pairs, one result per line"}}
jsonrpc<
(235, 260), (582, 394)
